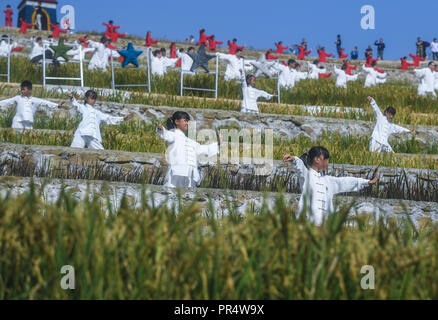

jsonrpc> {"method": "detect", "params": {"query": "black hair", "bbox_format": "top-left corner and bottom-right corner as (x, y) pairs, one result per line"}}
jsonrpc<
(160, 48), (166, 53)
(36, 37), (42, 42)
(278, 41), (282, 44)
(371, 61), (377, 67)
(428, 61), (435, 66)
(187, 46), (194, 52)
(84, 90), (98, 100)
(300, 147), (330, 168)
(313, 59), (319, 65)
(235, 49), (242, 54)
(341, 64), (348, 71)
(288, 59), (296, 66)
(48, 35), (53, 38)
(166, 111), (190, 130)
(100, 36), (109, 43)
(403, 56), (407, 60)
(152, 49), (160, 57)
(200, 29), (205, 33)
(6, 5), (11, 8)
(109, 20), (114, 24)
(246, 74), (255, 86)
(20, 80), (32, 90)
(384, 106), (396, 116)
(233, 38), (237, 42)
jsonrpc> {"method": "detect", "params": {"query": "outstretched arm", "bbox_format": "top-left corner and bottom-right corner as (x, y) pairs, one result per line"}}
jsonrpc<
(367, 96), (384, 119)
(0, 96), (18, 108)
(156, 124), (176, 143)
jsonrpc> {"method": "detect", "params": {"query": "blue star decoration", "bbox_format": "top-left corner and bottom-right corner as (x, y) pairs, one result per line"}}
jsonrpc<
(118, 43), (143, 68)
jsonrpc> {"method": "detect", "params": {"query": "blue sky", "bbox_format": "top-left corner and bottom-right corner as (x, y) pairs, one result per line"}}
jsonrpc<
(5, 0), (438, 59)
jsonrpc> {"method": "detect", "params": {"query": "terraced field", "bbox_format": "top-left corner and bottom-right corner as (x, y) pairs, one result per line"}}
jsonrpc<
(0, 28), (437, 299)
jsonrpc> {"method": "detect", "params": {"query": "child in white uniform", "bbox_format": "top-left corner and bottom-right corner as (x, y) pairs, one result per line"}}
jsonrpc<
(367, 96), (414, 153)
(156, 111), (221, 188)
(283, 147), (380, 225)
(240, 70), (274, 114)
(0, 80), (63, 129)
(334, 64), (359, 88)
(68, 90), (132, 150)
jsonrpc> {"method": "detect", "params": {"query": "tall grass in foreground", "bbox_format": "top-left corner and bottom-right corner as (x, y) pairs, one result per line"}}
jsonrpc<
(0, 184), (436, 299)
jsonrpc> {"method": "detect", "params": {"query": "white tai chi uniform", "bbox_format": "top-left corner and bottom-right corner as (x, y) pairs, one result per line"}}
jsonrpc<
(307, 62), (328, 80)
(157, 127), (219, 188)
(240, 73), (273, 113)
(0, 95), (58, 129)
(368, 98), (410, 153)
(0, 39), (17, 57)
(216, 52), (246, 81)
(70, 98), (124, 150)
(176, 51), (194, 75)
(363, 65), (387, 87)
(290, 157), (370, 225)
(414, 67), (436, 97)
(87, 40), (113, 72)
(334, 66), (358, 88)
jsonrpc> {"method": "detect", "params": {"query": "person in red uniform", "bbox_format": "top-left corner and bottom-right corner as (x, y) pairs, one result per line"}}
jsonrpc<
(50, 22), (68, 39)
(207, 35), (223, 51)
(170, 42), (182, 67)
(107, 42), (124, 63)
(228, 38), (244, 54)
(339, 48), (348, 59)
(198, 29), (209, 46)
(275, 41), (289, 54)
(365, 53), (379, 67)
(4, 5), (13, 27)
(145, 31), (159, 47)
(266, 49), (278, 60)
(400, 57), (414, 70)
(102, 20), (120, 39)
(110, 31), (126, 43)
(342, 60), (357, 75)
(317, 47), (332, 63)
(408, 53), (426, 67)
(19, 18), (33, 34)
(297, 45), (311, 60)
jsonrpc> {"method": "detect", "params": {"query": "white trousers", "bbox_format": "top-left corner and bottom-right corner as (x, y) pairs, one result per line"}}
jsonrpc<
(71, 134), (104, 150)
(241, 107), (259, 114)
(369, 138), (393, 153)
(12, 119), (33, 129)
(163, 167), (197, 188)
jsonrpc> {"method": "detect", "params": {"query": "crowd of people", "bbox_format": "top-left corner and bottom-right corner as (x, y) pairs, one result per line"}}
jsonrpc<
(0, 10), (436, 224)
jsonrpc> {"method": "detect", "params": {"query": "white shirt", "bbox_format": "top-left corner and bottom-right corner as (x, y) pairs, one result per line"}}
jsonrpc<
(369, 98), (410, 146)
(88, 40), (113, 71)
(307, 62), (327, 80)
(67, 45), (94, 61)
(176, 51), (194, 72)
(0, 95), (58, 123)
(0, 40), (17, 57)
(241, 74), (273, 113)
(30, 41), (44, 60)
(217, 52), (244, 81)
(161, 56), (178, 73)
(71, 98), (124, 142)
(431, 41), (438, 53)
(291, 158), (370, 225)
(414, 67), (436, 94)
(157, 127), (219, 184)
(334, 66), (358, 88)
(363, 65), (387, 87)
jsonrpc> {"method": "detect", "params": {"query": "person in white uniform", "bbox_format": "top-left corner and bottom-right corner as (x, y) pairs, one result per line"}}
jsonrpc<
(240, 69), (275, 114)
(88, 37), (113, 72)
(0, 80), (64, 129)
(283, 147), (380, 225)
(367, 96), (414, 153)
(68, 90), (133, 150)
(156, 111), (221, 188)
(333, 64), (359, 88)
(176, 47), (195, 75)
(413, 61), (437, 97)
(363, 61), (387, 88)
(0, 35), (17, 57)
(216, 49), (250, 81)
